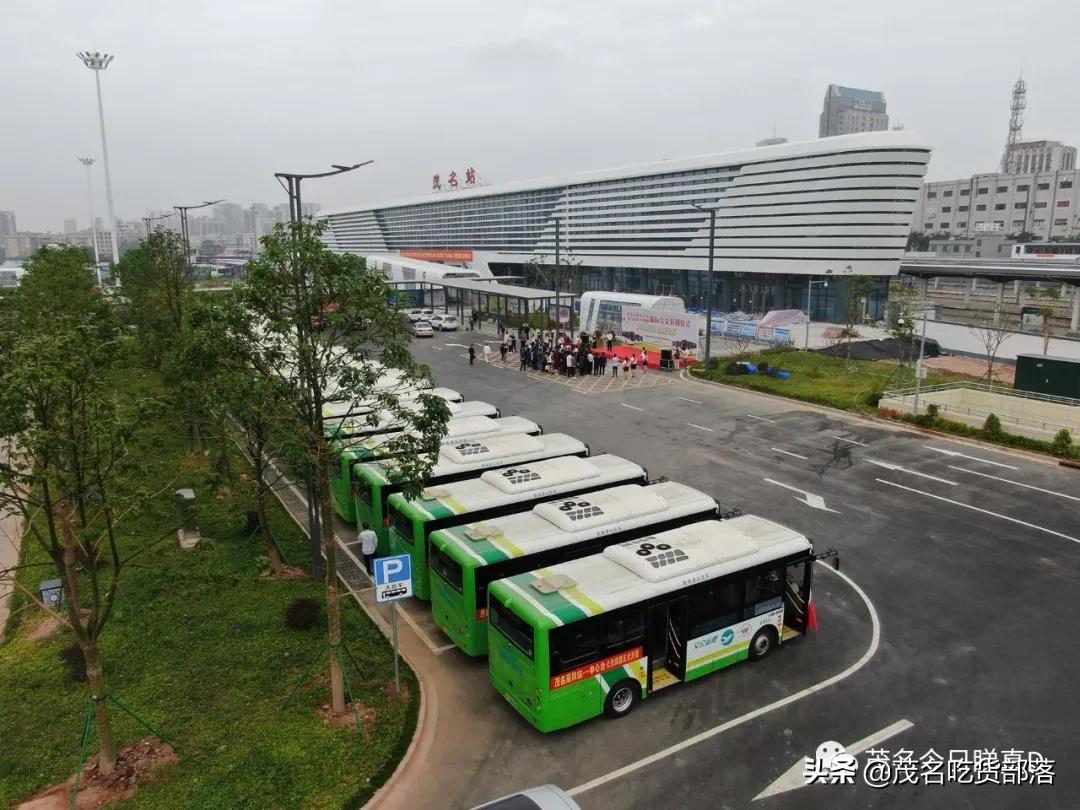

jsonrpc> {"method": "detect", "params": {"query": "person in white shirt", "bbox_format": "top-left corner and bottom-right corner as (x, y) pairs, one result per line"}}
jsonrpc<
(483, 343), (492, 363)
(358, 522), (378, 576)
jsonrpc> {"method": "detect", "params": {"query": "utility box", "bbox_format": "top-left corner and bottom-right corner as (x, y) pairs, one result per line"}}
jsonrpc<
(176, 488), (200, 549)
(1014, 355), (1080, 399)
(39, 579), (64, 608)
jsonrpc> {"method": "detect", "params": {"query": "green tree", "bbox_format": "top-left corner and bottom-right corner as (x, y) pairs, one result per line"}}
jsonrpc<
(237, 220), (450, 713)
(0, 249), (143, 775)
(841, 274), (876, 371)
(115, 228), (191, 366)
(906, 231), (930, 251)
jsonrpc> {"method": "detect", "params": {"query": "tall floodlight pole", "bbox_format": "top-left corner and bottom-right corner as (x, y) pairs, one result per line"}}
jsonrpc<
(77, 51), (120, 263)
(273, 161), (373, 580)
(142, 211), (176, 236)
(174, 200), (224, 270)
(77, 157), (100, 265)
(691, 203), (721, 368)
(554, 216), (562, 340)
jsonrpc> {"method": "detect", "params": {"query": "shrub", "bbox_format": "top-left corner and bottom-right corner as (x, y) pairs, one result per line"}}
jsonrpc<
(1052, 428), (1073, 455)
(724, 362), (742, 376)
(757, 362), (770, 374)
(982, 413), (1003, 438)
(59, 644), (88, 683)
(865, 391), (883, 407)
(286, 597), (320, 630)
(705, 357), (722, 371)
(925, 403), (940, 421)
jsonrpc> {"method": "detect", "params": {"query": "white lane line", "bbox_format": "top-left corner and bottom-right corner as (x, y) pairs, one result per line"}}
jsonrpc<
(924, 445), (1019, 470)
(567, 562), (879, 798)
(747, 414), (777, 423)
(947, 466), (1080, 503)
(833, 435), (868, 447)
(620, 403), (644, 412)
(687, 423), (714, 433)
(754, 719), (914, 800)
(876, 478), (1080, 545)
(864, 458), (958, 486)
(397, 603), (451, 656)
(677, 396), (702, 405)
(771, 447), (808, 460)
(434, 642), (458, 653)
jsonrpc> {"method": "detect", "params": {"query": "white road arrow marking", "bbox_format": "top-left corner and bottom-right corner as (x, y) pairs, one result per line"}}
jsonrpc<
(924, 445), (1018, 470)
(864, 458), (958, 486)
(753, 719), (914, 801)
(764, 479), (840, 513)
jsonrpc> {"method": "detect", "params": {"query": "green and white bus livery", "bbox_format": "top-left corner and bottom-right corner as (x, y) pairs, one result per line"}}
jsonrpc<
(322, 386), (463, 425)
(487, 516), (821, 732)
(353, 432), (590, 553)
(430, 480), (731, 656)
(388, 454), (648, 601)
(331, 415), (541, 522)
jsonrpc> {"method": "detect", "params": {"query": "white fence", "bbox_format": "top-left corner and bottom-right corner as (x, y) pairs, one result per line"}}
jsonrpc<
(922, 319), (1080, 361)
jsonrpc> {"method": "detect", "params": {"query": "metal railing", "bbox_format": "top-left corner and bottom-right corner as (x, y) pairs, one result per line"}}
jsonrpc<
(883, 381), (1080, 408)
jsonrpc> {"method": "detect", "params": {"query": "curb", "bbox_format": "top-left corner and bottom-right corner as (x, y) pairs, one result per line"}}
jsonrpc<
(678, 368), (1068, 468)
(261, 473), (437, 810)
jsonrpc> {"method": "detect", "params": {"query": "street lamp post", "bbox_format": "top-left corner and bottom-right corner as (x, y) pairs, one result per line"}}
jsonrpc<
(554, 216), (562, 340)
(77, 157), (100, 266)
(77, 51), (120, 264)
(691, 204), (721, 368)
(142, 211), (176, 236)
(273, 161), (373, 581)
(174, 200), (224, 271)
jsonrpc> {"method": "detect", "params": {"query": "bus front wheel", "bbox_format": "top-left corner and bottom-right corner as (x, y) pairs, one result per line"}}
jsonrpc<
(604, 679), (640, 718)
(748, 627), (777, 661)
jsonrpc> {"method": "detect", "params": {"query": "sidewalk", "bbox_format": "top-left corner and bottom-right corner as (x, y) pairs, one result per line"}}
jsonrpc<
(265, 464), (500, 810)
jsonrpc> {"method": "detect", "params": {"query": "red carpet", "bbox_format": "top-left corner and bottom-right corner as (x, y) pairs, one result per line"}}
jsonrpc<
(590, 346), (691, 370)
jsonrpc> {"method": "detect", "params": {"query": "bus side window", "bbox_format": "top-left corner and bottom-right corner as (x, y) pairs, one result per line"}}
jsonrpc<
(601, 611), (645, 657)
(745, 567), (785, 618)
(551, 624), (601, 675)
(689, 580), (741, 638)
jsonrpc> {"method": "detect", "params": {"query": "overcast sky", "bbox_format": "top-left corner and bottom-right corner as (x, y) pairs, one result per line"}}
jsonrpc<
(4, 0), (1079, 231)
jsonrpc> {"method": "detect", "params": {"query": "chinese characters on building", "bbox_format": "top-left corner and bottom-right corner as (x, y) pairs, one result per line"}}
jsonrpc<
(432, 167), (479, 192)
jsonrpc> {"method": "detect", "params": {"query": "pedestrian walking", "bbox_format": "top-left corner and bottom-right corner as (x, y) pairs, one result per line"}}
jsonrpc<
(606, 331), (614, 351)
(500, 340), (508, 362)
(483, 343), (492, 363)
(624, 356), (632, 378)
(611, 355), (619, 378)
(520, 346), (528, 371)
(640, 349), (648, 372)
(468, 344), (476, 365)
(358, 522), (378, 576)
(587, 351), (595, 377)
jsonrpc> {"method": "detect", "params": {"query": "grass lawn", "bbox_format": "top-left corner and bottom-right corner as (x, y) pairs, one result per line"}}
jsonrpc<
(692, 349), (977, 413)
(0, 366), (416, 809)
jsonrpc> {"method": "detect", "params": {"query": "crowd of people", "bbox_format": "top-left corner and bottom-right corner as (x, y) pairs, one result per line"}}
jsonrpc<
(468, 324), (651, 379)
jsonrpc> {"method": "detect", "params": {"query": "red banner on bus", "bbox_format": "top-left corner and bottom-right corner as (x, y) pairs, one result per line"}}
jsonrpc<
(549, 646), (644, 691)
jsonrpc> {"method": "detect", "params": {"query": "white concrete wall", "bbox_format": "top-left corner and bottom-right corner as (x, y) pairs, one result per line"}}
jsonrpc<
(923, 319), (1080, 361)
(880, 387), (1080, 440)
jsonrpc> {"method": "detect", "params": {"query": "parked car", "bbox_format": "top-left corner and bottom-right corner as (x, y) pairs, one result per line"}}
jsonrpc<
(471, 785), (580, 810)
(407, 308), (434, 323)
(411, 321), (434, 337)
(430, 314), (459, 331)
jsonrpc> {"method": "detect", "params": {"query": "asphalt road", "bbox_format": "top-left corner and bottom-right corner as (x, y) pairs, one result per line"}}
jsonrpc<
(386, 333), (1080, 809)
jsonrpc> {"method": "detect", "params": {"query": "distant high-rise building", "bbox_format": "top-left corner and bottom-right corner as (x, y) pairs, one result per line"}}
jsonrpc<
(0, 211), (16, 237)
(819, 85), (888, 137)
(1005, 140), (1077, 175)
(213, 202), (244, 234)
(64, 218), (78, 235)
(301, 202), (321, 218)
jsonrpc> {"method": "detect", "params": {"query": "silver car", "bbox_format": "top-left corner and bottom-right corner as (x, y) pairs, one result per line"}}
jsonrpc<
(411, 321), (434, 337)
(471, 785), (580, 810)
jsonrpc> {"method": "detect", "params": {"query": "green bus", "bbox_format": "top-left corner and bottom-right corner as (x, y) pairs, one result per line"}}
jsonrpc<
(331, 415), (540, 522)
(324, 394), (490, 440)
(353, 433), (589, 554)
(488, 516), (820, 732)
(323, 385), (462, 422)
(430, 480), (730, 656)
(388, 454), (648, 601)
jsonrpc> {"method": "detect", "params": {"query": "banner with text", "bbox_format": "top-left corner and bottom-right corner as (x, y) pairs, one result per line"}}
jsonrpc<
(620, 308), (699, 353)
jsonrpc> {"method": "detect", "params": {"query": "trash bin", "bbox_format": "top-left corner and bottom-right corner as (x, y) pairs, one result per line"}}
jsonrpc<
(176, 488), (200, 549)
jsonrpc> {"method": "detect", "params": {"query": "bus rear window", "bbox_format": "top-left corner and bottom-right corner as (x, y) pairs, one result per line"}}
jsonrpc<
(430, 545), (463, 592)
(389, 506), (415, 545)
(490, 601), (534, 659)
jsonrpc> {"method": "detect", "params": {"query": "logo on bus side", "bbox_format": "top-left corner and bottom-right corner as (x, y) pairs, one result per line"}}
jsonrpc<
(721, 628), (735, 646)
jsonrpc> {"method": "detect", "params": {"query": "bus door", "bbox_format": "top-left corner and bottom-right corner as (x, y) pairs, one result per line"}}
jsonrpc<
(647, 597), (687, 690)
(783, 559), (813, 634)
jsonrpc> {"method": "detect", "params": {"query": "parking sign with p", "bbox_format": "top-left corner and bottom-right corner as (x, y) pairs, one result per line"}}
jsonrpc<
(374, 554), (413, 603)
